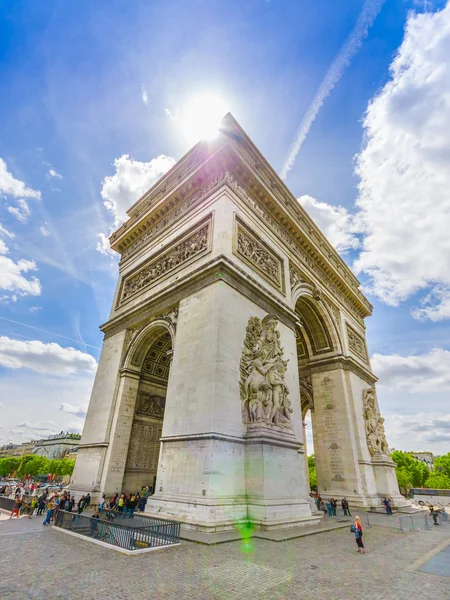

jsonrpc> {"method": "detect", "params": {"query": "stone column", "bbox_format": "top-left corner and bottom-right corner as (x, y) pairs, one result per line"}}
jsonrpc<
(310, 366), (378, 508)
(99, 368), (141, 496)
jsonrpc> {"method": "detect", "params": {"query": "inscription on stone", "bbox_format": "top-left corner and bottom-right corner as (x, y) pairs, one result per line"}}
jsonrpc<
(127, 422), (162, 472)
(320, 376), (344, 482)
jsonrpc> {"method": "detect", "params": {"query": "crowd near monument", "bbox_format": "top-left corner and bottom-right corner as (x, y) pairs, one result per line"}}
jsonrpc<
(70, 114), (406, 532)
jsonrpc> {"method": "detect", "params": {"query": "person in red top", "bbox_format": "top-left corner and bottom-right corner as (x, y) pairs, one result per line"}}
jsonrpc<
(353, 516), (365, 554)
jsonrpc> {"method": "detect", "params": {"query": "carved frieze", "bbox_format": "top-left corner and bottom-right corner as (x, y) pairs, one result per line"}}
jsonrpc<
(346, 324), (367, 362)
(234, 217), (285, 293)
(363, 388), (389, 456)
(120, 218), (212, 304)
(136, 392), (166, 419)
(240, 315), (293, 428)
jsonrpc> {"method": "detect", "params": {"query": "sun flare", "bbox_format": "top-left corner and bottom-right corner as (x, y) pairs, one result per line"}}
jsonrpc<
(177, 93), (229, 145)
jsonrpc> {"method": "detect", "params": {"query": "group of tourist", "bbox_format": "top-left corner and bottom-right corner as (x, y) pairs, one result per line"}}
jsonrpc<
(97, 486), (153, 519)
(311, 492), (352, 517)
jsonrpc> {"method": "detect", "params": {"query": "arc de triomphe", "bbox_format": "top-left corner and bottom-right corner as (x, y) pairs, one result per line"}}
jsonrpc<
(70, 114), (406, 532)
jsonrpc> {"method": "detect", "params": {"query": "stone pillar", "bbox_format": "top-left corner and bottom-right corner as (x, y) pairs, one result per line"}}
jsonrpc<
(310, 367), (378, 508)
(99, 368), (141, 496)
(145, 282), (320, 532)
(69, 330), (127, 501)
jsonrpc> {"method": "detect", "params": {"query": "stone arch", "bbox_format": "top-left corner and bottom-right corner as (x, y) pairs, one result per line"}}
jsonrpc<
(124, 318), (176, 371)
(292, 282), (342, 357)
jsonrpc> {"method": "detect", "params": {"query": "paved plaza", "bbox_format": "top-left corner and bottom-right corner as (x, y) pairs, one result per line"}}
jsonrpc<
(1, 511), (449, 600)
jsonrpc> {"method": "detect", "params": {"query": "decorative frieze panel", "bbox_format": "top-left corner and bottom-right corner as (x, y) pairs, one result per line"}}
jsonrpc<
(136, 392), (166, 419)
(234, 217), (285, 293)
(363, 388), (388, 456)
(240, 315), (293, 428)
(119, 217), (212, 304)
(346, 324), (367, 362)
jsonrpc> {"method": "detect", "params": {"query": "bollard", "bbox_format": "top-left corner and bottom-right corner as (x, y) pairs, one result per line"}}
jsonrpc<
(409, 516), (415, 531)
(399, 517), (403, 533)
(423, 515), (431, 530)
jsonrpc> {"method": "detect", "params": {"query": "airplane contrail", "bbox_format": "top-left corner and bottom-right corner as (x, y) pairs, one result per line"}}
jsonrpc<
(280, 0), (386, 181)
(0, 316), (101, 350)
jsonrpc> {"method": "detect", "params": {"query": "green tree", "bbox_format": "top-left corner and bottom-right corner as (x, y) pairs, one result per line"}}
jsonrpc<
(0, 457), (21, 477)
(17, 455), (36, 477)
(59, 458), (75, 476)
(308, 455), (317, 489)
(391, 450), (430, 489)
(434, 453), (450, 479)
(424, 472), (450, 490)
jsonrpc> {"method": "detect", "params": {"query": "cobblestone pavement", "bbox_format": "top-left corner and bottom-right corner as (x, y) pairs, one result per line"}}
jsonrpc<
(0, 515), (449, 600)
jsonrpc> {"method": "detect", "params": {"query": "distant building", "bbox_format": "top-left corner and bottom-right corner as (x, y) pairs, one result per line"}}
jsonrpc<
(410, 451), (434, 470)
(0, 433), (81, 460)
(33, 432), (81, 460)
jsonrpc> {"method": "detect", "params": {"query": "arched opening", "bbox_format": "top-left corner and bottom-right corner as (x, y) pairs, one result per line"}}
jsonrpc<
(295, 291), (339, 497)
(122, 329), (173, 495)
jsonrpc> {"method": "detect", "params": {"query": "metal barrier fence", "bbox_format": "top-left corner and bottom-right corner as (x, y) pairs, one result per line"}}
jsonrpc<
(54, 510), (180, 551)
(0, 496), (15, 512)
(399, 510), (449, 532)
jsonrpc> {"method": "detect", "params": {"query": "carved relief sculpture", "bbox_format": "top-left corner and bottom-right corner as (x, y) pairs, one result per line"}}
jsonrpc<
(234, 218), (285, 293)
(240, 315), (293, 428)
(346, 324), (367, 362)
(363, 388), (389, 456)
(120, 220), (211, 302)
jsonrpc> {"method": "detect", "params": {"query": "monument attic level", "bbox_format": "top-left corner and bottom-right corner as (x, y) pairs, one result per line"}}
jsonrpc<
(70, 113), (407, 533)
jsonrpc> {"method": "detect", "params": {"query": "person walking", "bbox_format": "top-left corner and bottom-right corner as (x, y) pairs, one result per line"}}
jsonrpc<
(342, 497), (351, 517)
(99, 494), (106, 514)
(325, 500), (332, 517)
(351, 516), (365, 554)
(89, 509), (100, 537)
(117, 494), (125, 515)
(77, 495), (85, 515)
(43, 499), (55, 526)
(9, 498), (22, 518)
(84, 493), (91, 509)
(383, 498), (392, 515)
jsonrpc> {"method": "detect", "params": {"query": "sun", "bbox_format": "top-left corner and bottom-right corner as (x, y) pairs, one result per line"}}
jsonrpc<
(177, 93), (229, 145)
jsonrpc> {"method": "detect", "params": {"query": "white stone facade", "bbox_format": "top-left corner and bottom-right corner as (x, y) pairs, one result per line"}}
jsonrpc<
(69, 114), (407, 531)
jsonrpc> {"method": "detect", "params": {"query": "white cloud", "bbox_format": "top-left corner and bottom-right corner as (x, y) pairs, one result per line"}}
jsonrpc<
(47, 168), (62, 179)
(372, 348), (450, 393)
(58, 403), (88, 419)
(39, 224), (50, 237)
(0, 223), (15, 239)
(0, 254), (41, 299)
(354, 4), (450, 319)
(7, 199), (31, 223)
(29, 306), (42, 312)
(96, 232), (115, 257)
(101, 154), (175, 225)
(0, 239), (8, 255)
(0, 336), (97, 375)
(141, 83), (149, 107)
(388, 413), (450, 447)
(16, 421), (56, 433)
(0, 158), (41, 199)
(298, 195), (361, 253)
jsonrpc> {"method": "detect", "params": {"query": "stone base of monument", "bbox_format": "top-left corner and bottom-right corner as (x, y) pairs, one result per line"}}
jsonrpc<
(371, 454), (412, 510)
(144, 423), (322, 534)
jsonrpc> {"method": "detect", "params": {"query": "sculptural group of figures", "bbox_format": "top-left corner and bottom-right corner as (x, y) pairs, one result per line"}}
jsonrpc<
(240, 315), (293, 428)
(363, 389), (389, 455)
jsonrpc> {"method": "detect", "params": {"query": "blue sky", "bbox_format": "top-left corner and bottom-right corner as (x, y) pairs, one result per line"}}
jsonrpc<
(1, 0), (450, 454)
